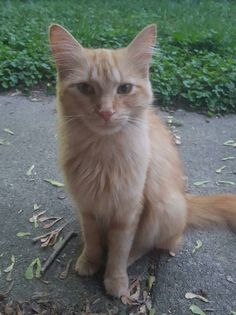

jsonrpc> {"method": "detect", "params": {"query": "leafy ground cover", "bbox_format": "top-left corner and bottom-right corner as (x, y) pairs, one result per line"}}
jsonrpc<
(0, 0), (235, 113)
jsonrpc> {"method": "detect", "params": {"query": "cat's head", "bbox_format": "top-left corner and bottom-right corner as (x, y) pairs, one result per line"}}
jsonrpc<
(49, 24), (156, 135)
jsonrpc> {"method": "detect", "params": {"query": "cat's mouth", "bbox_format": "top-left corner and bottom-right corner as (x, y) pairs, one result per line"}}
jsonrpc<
(98, 116), (125, 129)
(84, 114), (128, 135)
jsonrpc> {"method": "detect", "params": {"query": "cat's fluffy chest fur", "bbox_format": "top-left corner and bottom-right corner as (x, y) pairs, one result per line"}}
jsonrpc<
(59, 113), (150, 221)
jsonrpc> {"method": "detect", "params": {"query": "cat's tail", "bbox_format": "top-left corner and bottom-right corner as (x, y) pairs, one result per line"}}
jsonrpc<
(186, 194), (236, 232)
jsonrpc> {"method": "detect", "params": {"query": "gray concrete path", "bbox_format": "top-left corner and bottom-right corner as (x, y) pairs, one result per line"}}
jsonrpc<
(0, 95), (235, 315)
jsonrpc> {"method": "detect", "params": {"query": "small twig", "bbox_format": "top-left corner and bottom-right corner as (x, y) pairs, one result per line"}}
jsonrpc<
(41, 231), (77, 274)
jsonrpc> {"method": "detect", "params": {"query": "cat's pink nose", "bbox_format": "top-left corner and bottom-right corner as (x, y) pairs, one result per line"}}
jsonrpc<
(98, 110), (114, 121)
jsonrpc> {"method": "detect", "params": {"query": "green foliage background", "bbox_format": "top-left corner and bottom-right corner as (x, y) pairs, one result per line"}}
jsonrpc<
(0, 0), (236, 113)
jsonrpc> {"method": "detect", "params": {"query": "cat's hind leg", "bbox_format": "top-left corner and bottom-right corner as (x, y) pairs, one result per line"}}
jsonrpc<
(128, 206), (157, 266)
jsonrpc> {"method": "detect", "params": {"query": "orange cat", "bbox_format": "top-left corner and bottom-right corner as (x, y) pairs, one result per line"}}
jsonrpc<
(49, 24), (236, 298)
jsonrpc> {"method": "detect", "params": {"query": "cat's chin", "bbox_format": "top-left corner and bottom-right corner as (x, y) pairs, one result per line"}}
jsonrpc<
(83, 118), (127, 136)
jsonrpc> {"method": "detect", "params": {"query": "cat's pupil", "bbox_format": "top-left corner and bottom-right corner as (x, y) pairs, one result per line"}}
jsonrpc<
(117, 83), (132, 94)
(77, 83), (94, 95)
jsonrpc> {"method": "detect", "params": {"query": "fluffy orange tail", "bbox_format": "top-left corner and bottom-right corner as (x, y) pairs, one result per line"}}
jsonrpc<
(186, 194), (236, 232)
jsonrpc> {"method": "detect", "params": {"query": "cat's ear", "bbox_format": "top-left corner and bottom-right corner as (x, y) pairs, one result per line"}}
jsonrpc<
(127, 24), (156, 76)
(48, 24), (83, 78)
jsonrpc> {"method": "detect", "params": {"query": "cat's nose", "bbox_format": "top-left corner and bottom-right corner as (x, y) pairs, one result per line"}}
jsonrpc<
(98, 110), (114, 121)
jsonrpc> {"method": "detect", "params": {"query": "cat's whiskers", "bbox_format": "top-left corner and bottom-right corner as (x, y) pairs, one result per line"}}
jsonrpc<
(60, 114), (86, 127)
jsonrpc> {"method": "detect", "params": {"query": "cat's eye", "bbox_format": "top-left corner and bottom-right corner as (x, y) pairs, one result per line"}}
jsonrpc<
(117, 83), (133, 95)
(77, 83), (95, 95)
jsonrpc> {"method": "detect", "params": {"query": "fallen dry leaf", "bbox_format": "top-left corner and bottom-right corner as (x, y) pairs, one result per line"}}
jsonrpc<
(44, 179), (64, 187)
(30, 97), (42, 102)
(3, 128), (14, 135)
(145, 294), (152, 311)
(16, 232), (31, 237)
(25, 258), (42, 280)
(175, 134), (181, 145)
(121, 295), (139, 306)
(4, 255), (15, 273)
(26, 165), (35, 176)
(185, 292), (209, 303)
(192, 240), (202, 254)
(193, 181), (209, 187)
(215, 165), (226, 173)
(29, 210), (46, 228)
(32, 231), (52, 242)
(0, 139), (10, 145)
(148, 275), (155, 291)
(10, 90), (21, 97)
(34, 224), (67, 248)
(16, 303), (23, 315)
(222, 156), (235, 161)
(4, 304), (14, 315)
(6, 270), (13, 282)
(121, 277), (141, 306)
(41, 232), (57, 247)
(190, 304), (206, 315)
(33, 204), (40, 211)
(223, 140), (236, 147)
(216, 180), (235, 185)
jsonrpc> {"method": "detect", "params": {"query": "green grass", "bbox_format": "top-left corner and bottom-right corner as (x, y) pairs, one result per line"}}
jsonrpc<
(0, 0), (236, 113)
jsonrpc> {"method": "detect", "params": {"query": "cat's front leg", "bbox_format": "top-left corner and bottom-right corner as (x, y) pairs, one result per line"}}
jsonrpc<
(75, 212), (103, 276)
(104, 213), (139, 298)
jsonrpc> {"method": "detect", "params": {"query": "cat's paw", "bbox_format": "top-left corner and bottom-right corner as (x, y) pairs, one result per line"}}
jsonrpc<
(104, 274), (129, 298)
(75, 254), (100, 276)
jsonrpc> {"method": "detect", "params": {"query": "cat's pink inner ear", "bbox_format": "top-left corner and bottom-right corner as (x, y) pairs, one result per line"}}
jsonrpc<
(49, 24), (82, 56)
(48, 24), (83, 75)
(127, 24), (157, 74)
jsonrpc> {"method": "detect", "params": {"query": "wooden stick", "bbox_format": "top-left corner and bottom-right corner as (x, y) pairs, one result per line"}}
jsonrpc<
(41, 231), (78, 274)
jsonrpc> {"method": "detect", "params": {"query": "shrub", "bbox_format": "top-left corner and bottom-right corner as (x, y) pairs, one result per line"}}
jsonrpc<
(0, 0), (235, 113)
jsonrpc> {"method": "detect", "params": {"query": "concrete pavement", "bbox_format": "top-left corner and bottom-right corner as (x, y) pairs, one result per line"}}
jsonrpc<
(0, 94), (235, 314)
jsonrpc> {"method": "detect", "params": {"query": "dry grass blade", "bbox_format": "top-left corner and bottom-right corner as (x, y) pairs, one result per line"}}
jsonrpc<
(59, 258), (73, 280)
